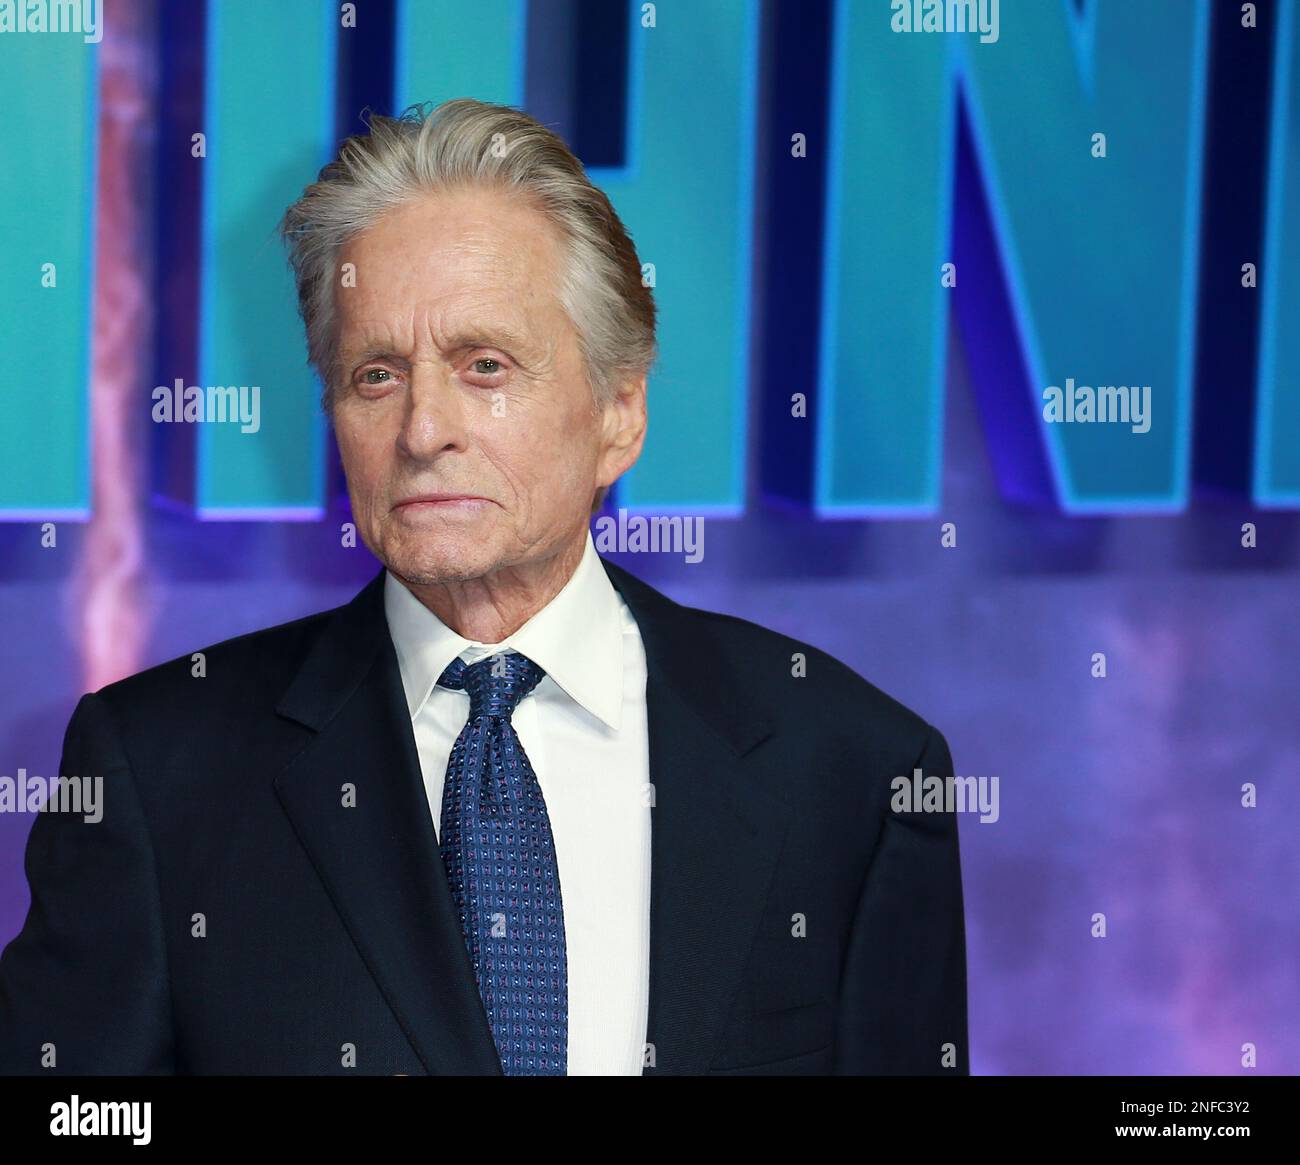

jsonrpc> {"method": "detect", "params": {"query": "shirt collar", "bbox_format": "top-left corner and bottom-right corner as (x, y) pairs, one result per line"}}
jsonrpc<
(383, 530), (626, 731)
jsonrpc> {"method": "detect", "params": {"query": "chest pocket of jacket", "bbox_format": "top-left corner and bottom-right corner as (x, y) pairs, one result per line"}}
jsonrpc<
(744, 935), (840, 1013)
(709, 937), (839, 1071)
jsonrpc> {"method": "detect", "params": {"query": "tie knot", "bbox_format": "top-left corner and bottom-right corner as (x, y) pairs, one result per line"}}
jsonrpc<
(437, 650), (545, 718)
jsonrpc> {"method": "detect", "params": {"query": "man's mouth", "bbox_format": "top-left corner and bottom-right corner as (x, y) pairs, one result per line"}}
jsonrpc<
(392, 493), (495, 512)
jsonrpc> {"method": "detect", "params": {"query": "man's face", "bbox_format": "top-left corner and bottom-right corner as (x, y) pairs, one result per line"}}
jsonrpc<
(332, 187), (638, 585)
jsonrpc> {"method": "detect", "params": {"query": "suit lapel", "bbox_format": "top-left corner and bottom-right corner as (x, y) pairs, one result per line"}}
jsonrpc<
(600, 558), (787, 1075)
(273, 570), (502, 1075)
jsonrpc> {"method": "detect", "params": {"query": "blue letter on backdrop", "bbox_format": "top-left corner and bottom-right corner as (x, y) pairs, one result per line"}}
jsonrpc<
(819, 0), (1209, 513)
(1255, 0), (1300, 507)
(197, 0), (335, 517)
(0, 33), (96, 518)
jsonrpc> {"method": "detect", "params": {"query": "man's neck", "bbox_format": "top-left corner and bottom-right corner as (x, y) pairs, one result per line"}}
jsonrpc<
(397, 534), (588, 644)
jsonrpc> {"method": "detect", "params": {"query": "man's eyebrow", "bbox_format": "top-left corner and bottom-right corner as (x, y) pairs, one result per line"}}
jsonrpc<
(341, 325), (541, 361)
(440, 324), (538, 354)
(344, 346), (409, 365)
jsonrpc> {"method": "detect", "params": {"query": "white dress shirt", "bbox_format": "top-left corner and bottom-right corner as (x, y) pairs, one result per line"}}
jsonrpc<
(383, 530), (652, 1076)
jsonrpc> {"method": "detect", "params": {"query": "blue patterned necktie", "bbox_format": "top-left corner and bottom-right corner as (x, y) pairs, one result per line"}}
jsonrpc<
(436, 650), (568, 1075)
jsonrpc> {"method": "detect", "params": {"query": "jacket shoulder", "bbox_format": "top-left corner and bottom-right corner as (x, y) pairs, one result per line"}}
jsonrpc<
(666, 594), (940, 758)
(89, 596), (347, 723)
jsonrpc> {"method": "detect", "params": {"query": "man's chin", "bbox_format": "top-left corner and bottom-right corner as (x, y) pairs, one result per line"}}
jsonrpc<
(383, 540), (505, 587)
(375, 507), (506, 583)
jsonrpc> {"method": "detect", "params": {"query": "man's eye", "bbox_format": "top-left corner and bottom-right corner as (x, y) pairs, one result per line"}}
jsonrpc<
(471, 357), (503, 375)
(361, 368), (392, 384)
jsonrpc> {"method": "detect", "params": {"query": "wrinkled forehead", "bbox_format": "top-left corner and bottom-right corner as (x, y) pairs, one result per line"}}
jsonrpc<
(341, 188), (562, 289)
(334, 193), (567, 355)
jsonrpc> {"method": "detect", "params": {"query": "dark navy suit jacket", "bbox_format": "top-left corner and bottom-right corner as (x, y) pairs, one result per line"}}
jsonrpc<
(0, 558), (969, 1075)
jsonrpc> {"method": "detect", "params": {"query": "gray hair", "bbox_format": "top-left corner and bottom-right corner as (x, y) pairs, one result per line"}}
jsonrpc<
(278, 98), (658, 416)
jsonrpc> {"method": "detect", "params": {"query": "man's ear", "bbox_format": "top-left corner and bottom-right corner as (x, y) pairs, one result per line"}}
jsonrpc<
(596, 372), (648, 488)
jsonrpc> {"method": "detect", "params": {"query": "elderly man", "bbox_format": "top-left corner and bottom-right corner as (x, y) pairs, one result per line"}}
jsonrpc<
(0, 99), (968, 1076)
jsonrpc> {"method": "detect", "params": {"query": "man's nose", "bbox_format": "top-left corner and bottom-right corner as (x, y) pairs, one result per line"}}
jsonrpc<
(397, 364), (469, 461)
